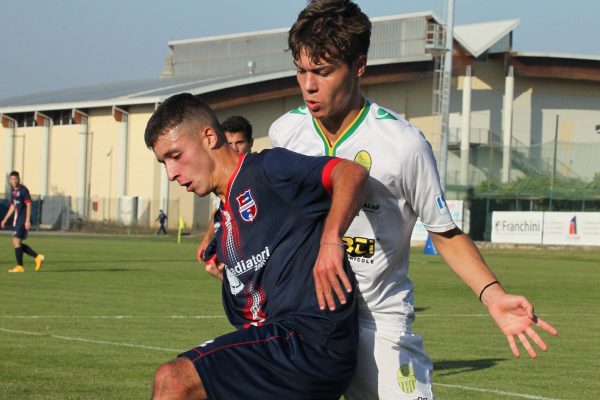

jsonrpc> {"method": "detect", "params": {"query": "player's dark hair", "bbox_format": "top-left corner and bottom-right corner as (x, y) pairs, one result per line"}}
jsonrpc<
(9, 171), (20, 179)
(144, 93), (224, 148)
(221, 115), (253, 141)
(288, 0), (371, 65)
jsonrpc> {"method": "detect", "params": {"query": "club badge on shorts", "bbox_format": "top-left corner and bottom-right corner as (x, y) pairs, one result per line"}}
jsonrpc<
(236, 190), (258, 222)
(397, 364), (417, 394)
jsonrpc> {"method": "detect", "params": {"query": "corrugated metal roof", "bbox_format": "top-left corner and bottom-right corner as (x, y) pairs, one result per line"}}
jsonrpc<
(0, 11), (441, 114)
(0, 71), (297, 113)
(513, 51), (600, 62)
(14, 13), (593, 115)
(167, 12), (440, 80)
(454, 19), (520, 57)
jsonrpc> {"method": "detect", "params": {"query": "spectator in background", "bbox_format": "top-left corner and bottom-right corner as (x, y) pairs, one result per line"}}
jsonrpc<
(156, 209), (168, 235)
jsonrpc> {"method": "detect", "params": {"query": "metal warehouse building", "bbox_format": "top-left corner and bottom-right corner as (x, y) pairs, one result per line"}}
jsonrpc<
(1, 12), (599, 232)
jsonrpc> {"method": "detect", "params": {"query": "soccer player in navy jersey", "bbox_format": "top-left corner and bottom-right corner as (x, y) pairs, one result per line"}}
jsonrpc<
(145, 93), (368, 400)
(196, 115), (254, 266)
(1, 171), (45, 272)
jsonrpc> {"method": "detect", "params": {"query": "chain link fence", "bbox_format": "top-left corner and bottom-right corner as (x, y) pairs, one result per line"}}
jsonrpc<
(0, 195), (182, 234)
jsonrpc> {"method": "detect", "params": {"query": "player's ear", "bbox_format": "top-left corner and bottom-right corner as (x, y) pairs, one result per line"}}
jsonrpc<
(355, 54), (367, 78)
(204, 126), (220, 149)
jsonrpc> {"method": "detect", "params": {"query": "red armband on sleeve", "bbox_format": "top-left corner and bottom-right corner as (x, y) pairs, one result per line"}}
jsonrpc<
(321, 158), (342, 195)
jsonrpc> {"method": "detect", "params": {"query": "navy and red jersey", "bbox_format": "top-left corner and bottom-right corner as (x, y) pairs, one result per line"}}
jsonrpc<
(10, 185), (31, 226)
(215, 147), (357, 353)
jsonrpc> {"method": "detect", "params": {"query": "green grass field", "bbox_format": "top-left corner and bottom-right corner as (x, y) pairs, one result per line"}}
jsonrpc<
(0, 234), (598, 399)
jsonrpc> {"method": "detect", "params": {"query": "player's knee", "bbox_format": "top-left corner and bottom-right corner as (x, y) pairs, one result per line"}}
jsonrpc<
(12, 239), (20, 248)
(153, 358), (205, 400)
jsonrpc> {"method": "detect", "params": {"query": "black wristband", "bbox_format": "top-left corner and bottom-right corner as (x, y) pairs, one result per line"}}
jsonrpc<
(479, 280), (500, 302)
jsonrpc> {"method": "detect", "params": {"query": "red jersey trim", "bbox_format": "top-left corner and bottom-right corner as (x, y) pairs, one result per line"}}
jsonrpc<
(189, 331), (296, 362)
(24, 199), (31, 205)
(321, 157), (342, 195)
(205, 254), (218, 265)
(224, 153), (247, 206)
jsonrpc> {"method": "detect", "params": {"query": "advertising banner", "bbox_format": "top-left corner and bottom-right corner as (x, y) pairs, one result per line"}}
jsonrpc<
(542, 212), (600, 246)
(491, 212), (544, 244)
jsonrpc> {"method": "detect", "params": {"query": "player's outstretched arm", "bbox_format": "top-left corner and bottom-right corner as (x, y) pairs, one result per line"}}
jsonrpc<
(314, 160), (368, 311)
(1, 204), (15, 228)
(429, 229), (558, 358)
(25, 202), (32, 230)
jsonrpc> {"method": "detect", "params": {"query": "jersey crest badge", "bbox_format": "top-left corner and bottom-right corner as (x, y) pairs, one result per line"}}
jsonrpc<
(236, 190), (258, 222)
(354, 150), (372, 172)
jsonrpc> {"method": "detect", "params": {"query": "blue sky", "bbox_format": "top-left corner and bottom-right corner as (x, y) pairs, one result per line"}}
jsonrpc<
(1, 0), (599, 100)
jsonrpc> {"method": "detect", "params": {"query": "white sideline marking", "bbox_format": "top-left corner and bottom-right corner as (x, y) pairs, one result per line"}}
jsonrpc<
(0, 328), (567, 400)
(0, 327), (180, 352)
(0, 315), (226, 319)
(417, 313), (597, 318)
(0, 313), (593, 320)
(435, 383), (564, 400)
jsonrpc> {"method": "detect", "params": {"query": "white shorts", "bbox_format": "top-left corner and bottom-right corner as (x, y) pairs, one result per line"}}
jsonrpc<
(345, 324), (434, 400)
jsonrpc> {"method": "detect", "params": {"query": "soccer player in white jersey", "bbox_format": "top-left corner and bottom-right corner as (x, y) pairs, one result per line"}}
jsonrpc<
(269, 1), (558, 399)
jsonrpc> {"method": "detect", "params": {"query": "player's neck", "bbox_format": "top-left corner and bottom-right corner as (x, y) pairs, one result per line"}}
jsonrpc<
(213, 147), (243, 202)
(316, 96), (364, 143)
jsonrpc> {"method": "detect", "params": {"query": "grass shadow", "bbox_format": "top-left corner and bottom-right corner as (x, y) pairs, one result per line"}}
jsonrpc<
(433, 358), (507, 377)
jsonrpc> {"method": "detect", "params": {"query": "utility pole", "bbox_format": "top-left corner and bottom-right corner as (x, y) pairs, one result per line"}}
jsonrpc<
(438, 0), (455, 190)
(549, 115), (559, 211)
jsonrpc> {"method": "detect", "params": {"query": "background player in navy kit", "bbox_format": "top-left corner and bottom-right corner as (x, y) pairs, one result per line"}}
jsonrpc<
(155, 209), (168, 235)
(145, 93), (368, 400)
(1, 171), (45, 273)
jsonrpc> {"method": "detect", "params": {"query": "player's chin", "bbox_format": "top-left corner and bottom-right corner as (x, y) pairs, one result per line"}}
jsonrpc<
(193, 187), (210, 197)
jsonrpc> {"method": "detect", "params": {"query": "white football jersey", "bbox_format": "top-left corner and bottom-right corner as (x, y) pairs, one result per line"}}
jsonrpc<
(269, 100), (456, 330)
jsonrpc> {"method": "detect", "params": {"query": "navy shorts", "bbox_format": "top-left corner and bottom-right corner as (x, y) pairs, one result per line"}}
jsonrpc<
(179, 324), (356, 400)
(12, 223), (28, 240)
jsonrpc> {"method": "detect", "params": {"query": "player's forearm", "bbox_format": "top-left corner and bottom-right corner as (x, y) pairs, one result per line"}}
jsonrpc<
(321, 161), (368, 242)
(2, 205), (15, 223)
(430, 230), (506, 305)
(26, 203), (32, 223)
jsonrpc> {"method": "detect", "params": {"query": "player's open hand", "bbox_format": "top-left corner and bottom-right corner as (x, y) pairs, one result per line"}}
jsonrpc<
(25, 221), (31, 230)
(486, 293), (558, 358)
(205, 260), (224, 281)
(196, 238), (209, 264)
(313, 242), (352, 311)
(0, 220), (5, 229)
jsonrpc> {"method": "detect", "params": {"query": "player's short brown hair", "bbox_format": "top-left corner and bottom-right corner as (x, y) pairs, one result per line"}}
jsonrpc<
(288, 0), (371, 65)
(144, 93), (224, 148)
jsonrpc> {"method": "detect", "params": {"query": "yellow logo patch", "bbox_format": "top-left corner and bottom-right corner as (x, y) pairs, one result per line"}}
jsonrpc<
(397, 364), (417, 394)
(354, 150), (372, 172)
